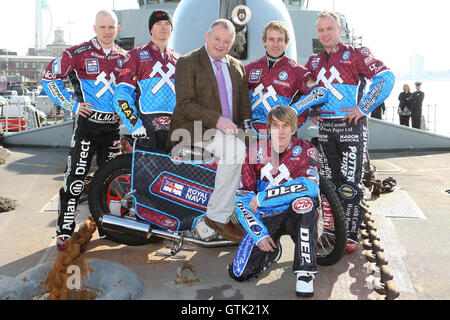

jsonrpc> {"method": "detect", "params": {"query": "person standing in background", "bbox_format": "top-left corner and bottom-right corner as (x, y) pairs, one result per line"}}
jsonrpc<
(398, 84), (412, 126)
(370, 102), (385, 119)
(410, 81), (425, 129)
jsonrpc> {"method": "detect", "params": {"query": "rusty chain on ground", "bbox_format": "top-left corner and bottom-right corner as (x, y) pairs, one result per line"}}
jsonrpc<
(44, 215), (97, 300)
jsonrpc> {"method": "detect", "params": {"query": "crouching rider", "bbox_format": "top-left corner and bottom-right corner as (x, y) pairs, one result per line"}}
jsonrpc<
(229, 105), (321, 297)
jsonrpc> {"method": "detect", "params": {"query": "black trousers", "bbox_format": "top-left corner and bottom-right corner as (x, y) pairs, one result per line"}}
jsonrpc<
(399, 115), (410, 126)
(411, 109), (422, 129)
(229, 197), (318, 281)
(57, 126), (120, 237)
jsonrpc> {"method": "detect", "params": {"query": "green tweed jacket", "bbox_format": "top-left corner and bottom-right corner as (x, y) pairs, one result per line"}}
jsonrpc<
(168, 45), (251, 147)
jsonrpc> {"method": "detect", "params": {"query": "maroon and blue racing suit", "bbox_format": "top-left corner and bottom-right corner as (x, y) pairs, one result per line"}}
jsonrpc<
(113, 41), (179, 150)
(245, 54), (327, 134)
(229, 137), (320, 281)
(305, 42), (395, 242)
(42, 37), (127, 239)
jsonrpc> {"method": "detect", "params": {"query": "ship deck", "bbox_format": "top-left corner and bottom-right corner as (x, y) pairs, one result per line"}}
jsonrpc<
(0, 146), (449, 301)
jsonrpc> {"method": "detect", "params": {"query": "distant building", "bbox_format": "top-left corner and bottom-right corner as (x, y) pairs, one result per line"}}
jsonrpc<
(33, 28), (71, 58)
(0, 55), (53, 82)
(0, 49), (18, 56)
(0, 29), (70, 83)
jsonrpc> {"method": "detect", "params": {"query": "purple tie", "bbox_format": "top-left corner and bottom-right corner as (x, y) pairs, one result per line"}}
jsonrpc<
(214, 60), (231, 119)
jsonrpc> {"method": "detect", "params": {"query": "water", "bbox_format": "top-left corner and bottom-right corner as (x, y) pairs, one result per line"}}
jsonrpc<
(382, 79), (450, 137)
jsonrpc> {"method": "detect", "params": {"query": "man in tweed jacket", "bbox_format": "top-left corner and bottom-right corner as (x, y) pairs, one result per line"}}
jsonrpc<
(168, 19), (251, 242)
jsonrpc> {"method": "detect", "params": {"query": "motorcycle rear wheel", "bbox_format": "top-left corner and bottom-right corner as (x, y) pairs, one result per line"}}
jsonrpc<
(316, 178), (347, 266)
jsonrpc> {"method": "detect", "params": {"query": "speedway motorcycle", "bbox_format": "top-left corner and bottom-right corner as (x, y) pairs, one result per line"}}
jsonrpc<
(88, 130), (347, 266)
(88, 87), (347, 265)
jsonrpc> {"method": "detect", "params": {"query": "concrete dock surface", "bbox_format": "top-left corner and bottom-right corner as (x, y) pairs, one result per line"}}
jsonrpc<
(1, 147), (449, 301)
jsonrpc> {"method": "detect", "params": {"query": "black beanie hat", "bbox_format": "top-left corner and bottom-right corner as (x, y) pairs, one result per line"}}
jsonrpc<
(148, 10), (173, 35)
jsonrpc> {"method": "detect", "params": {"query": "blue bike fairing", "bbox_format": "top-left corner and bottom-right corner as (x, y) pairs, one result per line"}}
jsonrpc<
(130, 149), (216, 231)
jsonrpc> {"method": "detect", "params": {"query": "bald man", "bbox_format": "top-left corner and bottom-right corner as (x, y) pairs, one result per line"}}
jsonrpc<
(42, 9), (128, 250)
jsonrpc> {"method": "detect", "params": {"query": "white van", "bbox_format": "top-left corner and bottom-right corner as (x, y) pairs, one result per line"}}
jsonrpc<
(2, 90), (18, 100)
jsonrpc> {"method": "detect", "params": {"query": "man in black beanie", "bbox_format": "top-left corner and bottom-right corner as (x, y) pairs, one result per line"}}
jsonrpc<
(148, 9), (173, 35)
(114, 9), (179, 150)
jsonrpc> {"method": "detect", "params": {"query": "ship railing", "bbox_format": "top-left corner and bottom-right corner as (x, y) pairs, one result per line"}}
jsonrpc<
(382, 104), (443, 135)
(1, 100), (27, 134)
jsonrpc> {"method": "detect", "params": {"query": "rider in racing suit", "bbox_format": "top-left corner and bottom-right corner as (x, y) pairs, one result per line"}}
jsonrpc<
(246, 21), (326, 134)
(42, 10), (127, 250)
(114, 10), (179, 151)
(229, 106), (320, 297)
(305, 11), (395, 252)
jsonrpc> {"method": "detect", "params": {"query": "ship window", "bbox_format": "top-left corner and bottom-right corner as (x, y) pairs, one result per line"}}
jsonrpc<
(312, 39), (324, 54)
(140, 0), (160, 5)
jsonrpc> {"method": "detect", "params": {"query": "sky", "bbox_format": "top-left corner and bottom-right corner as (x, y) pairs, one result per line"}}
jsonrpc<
(0, 0), (447, 75)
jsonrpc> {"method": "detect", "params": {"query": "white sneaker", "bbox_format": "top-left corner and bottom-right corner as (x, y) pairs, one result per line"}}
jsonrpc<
(295, 271), (315, 297)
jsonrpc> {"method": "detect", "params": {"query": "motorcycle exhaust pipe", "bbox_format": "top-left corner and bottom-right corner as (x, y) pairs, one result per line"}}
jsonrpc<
(150, 228), (237, 248)
(99, 214), (152, 239)
(99, 214), (238, 247)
